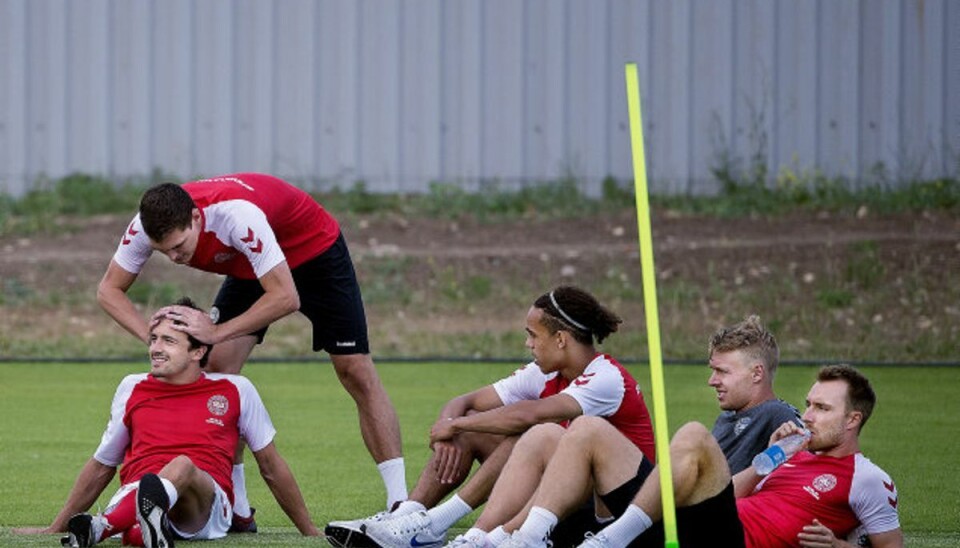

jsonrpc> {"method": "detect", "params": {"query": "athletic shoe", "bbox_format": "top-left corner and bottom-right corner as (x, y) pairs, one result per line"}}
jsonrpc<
(325, 511), (391, 547)
(576, 532), (612, 548)
(443, 534), (487, 548)
(498, 531), (551, 548)
(361, 510), (446, 548)
(60, 513), (104, 547)
(229, 507), (258, 533)
(137, 473), (175, 548)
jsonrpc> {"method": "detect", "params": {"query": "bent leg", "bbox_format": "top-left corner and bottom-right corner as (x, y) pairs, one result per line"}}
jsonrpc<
(409, 430), (509, 509)
(534, 416), (647, 521)
(474, 423), (565, 531)
(633, 422), (730, 521)
(159, 455), (218, 535)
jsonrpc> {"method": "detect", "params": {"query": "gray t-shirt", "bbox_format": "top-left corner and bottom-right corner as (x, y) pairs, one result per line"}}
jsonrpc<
(711, 398), (802, 474)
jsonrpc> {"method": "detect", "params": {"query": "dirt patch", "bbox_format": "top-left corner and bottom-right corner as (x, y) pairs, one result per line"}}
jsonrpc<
(2, 210), (959, 362)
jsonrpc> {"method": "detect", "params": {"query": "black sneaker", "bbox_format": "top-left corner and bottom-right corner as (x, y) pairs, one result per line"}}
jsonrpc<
(60, 513), (100, 547)
(229, 507), (258, 533)
(137, 473), (175, 548)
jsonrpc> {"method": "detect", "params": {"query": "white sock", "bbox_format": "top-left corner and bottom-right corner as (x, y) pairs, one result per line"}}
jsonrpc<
(425, 494), (473, 535)
(393, 500), (427, 516)
(378, 457), (409, 509)
(601, 505), (653, 547)
(159, 477), (179, 508)
(487, 526), (510, 546)
(517, 506), (558, 544)
(232, 463), (251, 517)
(463, 527), (489, 545)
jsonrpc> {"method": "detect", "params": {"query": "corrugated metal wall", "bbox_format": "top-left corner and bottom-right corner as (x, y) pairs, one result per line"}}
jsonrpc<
(1, 0), (957, 196)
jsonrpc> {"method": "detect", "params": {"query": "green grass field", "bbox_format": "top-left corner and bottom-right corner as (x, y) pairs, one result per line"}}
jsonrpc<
(1, 361), (958, 546)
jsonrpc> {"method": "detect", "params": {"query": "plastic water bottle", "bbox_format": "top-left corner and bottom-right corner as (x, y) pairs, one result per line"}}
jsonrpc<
(752, 430), (811, 476)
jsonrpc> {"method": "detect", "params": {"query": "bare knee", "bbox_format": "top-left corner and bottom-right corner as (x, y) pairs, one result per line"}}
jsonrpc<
(671, 422), (714, 455)
(565, 414), (614, 443)
(332, 354), (383, 397)
(512, 424), (565, 465)
(159, 455), (201, 484)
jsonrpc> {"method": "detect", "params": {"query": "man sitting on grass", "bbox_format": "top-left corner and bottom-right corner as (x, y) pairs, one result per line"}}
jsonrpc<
(325, 285), (656, 548)
(443, 314), (802, 547)
(18, 298), (319, 547)
(499, 364), (903, 548)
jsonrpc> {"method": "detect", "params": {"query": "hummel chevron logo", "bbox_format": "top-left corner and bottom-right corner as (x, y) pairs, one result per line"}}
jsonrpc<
(884, 480), (898, 508)
(122, 223), (139, 245)
(240, 227), (263, 254)
(574, 372), (596, 386)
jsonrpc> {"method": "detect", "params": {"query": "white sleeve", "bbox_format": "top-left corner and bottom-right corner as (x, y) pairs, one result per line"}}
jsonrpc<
(560, 363), (624, 417)
(93, 375), (144, 466)
(493, 363), (549, 405)
(111, 215), (153, 274)
(204, 201), (286, 278)
(850, 454), (901, 535)
(231, 376), (277, 452)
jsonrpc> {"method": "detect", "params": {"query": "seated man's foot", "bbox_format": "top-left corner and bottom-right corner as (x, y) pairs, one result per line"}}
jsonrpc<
(137, 473), (175, 548)
(229, 507), (258, 533)
(361, 511), (445, 548)
(60, 513), (104, 547)
(499, 531), (551, 548)
(325, 511), (391, 547)
(576, 532), (612, 548)
(444, 534), (487, 548)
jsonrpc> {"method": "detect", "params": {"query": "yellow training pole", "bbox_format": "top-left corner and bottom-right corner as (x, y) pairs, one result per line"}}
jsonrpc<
(625, 63), (679, 548)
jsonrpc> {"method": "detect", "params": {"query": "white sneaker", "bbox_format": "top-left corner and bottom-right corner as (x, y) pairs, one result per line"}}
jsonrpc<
(325, 511), (391, 547)
(361, 510), (446, 548)
(443, 534), (486, 548)
(498, 531), (550, 548)
(576, 532), (612, 548)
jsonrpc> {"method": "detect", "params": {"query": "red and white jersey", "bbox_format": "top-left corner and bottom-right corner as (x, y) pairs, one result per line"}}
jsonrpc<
(93, 372), (277, 504)
(492, 354), (656, 461)
(113, 173), (340, 279)
(738, 451), (900, 547)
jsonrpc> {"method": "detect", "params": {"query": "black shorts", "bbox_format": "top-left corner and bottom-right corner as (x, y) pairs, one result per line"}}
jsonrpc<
(211, 232), (370, 355)
(620, 481), (746, 548)
(548, 458), (655, 547)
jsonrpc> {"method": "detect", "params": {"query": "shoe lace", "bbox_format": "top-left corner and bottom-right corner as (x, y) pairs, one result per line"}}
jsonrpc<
(580, 532), (608, 547)
(386, 511), (431, 536)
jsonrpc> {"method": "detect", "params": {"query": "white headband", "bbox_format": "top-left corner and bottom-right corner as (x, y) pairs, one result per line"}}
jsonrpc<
(549, 291), (589, 332)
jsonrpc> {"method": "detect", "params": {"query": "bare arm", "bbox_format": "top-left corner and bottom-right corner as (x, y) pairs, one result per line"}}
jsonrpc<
(97, 260), (149, 344)
(430, 392), (582, 442)
(251, 442), (319, 536)
(436, 385), (506, 420)
(30, 458), (117, 533)
(734, 420), (808, 498)
(797, 519), (903, 548)
(155, 261), (299, 345)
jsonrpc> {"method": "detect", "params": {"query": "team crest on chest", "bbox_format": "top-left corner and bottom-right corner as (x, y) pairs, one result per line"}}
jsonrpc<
(803, 473), (838, 499)
(207, 395), (229, 416)
(734, 416), (752, 436)
(812, 473), (838, 493)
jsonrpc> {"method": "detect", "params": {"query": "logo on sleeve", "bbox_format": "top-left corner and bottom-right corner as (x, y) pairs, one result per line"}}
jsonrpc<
(121, 223), (139, 245)
(574, 372), (596, 386)
(240, 227), (263, 254)
(884, 480), (898, 508)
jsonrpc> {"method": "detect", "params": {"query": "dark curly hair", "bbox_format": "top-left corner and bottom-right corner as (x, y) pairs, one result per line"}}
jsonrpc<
(533, 285), (622, 345)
